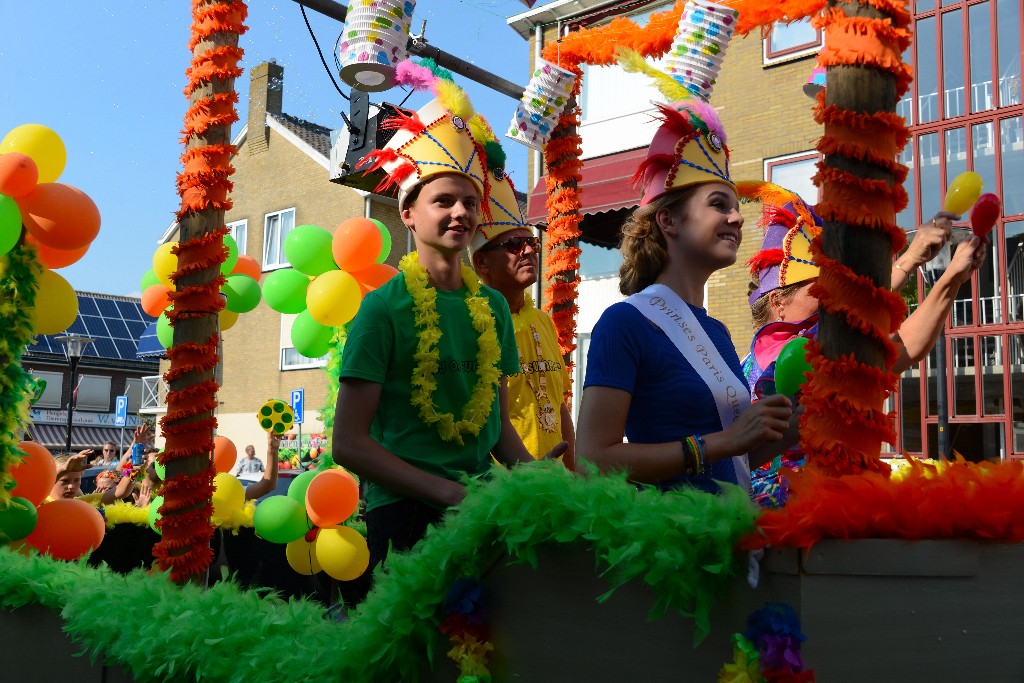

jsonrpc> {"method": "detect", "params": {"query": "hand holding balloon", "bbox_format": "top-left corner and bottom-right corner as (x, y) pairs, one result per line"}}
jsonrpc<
(944, 171), (983, 215)
(773, 336), (813, 397)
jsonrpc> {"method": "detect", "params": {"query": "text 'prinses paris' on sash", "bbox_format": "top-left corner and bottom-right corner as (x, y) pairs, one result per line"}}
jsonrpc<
(625, 283), (751, 487)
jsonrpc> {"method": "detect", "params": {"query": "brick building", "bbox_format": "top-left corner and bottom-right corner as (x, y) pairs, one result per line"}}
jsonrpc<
(151, 61), (405, 454)
(510, 0), (1024, 459)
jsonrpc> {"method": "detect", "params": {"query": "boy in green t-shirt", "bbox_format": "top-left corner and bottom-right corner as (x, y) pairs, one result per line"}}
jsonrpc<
(334, 96), (566, 585)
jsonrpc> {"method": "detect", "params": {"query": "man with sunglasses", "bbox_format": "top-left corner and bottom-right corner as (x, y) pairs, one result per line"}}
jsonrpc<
(470, 186), (576, 471)
(91, 441), (121, 469)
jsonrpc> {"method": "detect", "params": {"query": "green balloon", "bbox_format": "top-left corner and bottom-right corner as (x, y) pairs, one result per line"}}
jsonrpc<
(154, 459), (166, 480)
(774, 336), (813, 397)
(370, 218), (392, 264)
(0, 497), (38, 542)
(0, 195), (21, 257)
(287, 470), (318, 506)
(290, 310), (333, 359)
(148, 496), (164, 535)
(262, 268), (310, 314)
(253, 495), (310, 544)
(223, 274), (261, 313)
(140, 268), (161, 292)
(156, 309), (174, 348)
(283, 224), (337, 276)
(221, 234), (239, 275)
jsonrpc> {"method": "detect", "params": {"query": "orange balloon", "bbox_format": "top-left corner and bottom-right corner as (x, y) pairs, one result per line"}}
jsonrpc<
(213, 435), (237, 473)
(26, 499), (105, 561)
(0, 152), (38, 198)
(352, 263), (399, 295)
(141, 284), (173, 317)
(305, 469), (360, 528)
(231, 254), (261, 281)
(10, 441), (57, 506)
(332, 218), (382, 273)
(24, 233), (89, 269)
(17, 182), (100, 250)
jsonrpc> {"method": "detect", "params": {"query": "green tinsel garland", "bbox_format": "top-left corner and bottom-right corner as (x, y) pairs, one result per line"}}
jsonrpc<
(0, 243), (43, 506)
(0, 465), (757, 682)
(317, 326), (347, 449)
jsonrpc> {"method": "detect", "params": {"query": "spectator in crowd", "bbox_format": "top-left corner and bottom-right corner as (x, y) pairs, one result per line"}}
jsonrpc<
(50, 451), (136, 505)
(91, 441), (120, 468)
(243, 433), (281, 501)
(235, 444), (266, 477)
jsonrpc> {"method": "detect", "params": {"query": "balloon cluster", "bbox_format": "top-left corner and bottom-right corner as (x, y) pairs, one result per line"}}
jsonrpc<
(0, 124), (103, 335)
(262, 218), (398, 358)
(140, 234), (263, 347)
(944, 171), (1002, 237)
(253, 468), (369, 581)
(3, 442), (105, 560)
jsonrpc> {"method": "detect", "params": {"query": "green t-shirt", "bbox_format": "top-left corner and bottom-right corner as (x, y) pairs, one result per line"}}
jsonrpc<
(339, 273), (519, 512)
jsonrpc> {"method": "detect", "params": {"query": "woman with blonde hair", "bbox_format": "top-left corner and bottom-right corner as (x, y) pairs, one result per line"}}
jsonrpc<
(576, 101), (796, 492)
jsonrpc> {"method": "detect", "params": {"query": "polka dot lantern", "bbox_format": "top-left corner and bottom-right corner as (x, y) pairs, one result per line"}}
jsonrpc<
(506, 58), (577, 151)
(336, 0), (416, 92)
(257, 398), (294, 435)
(664, 0), (740, 101)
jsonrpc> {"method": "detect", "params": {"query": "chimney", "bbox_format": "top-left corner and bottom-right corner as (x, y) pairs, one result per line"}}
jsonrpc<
(247, 61), (284, 155)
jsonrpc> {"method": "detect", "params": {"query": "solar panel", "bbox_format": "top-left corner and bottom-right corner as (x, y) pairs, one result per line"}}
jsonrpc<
(25, 293), (159, 363)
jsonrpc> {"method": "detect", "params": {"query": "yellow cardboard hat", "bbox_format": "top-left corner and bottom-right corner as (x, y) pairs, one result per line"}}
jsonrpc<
(469, 168), (529, 254)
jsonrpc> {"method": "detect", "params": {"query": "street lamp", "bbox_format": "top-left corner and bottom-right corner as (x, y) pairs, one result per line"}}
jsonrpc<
(55, 333), (95, 454)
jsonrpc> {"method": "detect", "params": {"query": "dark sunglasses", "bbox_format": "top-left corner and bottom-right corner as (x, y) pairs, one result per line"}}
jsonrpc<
(482, 235), (539, 255)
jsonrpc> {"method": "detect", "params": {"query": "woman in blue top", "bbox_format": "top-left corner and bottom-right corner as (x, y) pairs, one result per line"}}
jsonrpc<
(576, 100), (796, 492)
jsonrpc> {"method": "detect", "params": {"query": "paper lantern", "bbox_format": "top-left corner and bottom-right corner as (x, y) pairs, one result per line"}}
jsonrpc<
(663, 0), (740, 101)
(507, 59), (575, 151)
(336, 0), (416, 92)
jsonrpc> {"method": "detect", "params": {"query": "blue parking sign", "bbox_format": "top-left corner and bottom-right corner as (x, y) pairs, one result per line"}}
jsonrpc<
(291, 389), (304, 425)
(114, 395), (128, 427)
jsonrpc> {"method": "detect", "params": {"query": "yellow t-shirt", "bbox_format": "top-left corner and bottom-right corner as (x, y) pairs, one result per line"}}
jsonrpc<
(507, 302), (570, 459)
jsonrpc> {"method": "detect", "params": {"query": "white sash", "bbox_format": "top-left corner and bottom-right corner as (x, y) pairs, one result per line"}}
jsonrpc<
(625, 283), (751, 487)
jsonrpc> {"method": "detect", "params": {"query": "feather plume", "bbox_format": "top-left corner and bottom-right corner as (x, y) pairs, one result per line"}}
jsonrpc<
(761, 205), (798, 230)
(433, 80), (474, 121)
(617, 47), (693, 102)
(482, 140), (506, 172)
(417, 57), (454, 82)
(467, 115), (496, 147)
(747, 248), (785, 275)
(393, 59), (436, 91)
(379, 108), (425, 135)
(631, 152), (677, 186)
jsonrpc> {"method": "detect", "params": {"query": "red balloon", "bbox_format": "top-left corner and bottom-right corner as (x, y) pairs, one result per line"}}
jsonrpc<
(231, 254), (262, 281)
(971, 193), (1001, 238)
(10, 441), (56, 506)
(26, 499), (105, 561)
(352, 263), (399, 295)
(17, 182), (100, 250)
(0, 153), (38, 198)
(141, 284), (173, 317)
(305, 469), (359, 528)
(213, 435), (237, 473)
(25, 233), (89, 269)
(332, 218), (383, 273)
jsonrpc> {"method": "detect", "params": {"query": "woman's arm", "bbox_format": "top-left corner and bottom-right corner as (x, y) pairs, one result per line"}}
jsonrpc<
(891, 235), (987, 374)
(576, 386), (793, 484)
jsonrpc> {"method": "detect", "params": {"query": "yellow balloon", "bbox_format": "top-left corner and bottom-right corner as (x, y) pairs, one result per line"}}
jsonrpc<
(286, 537), (322, 576)
(306, 270), (362, 327)
(314, 526), (369, 581)
(153, 242), (179, 288)
(0, 124), (66, 183)
(32, 270), (78, 334)
(219, 308), (239, 331)
(211, 472), (245, 522)
(944, 171), (983, 215)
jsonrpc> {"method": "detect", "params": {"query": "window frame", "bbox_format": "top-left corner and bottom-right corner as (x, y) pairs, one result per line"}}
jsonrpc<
(262, 208), (296, 272)
(279, 313), (329, 371)
(227, 219), (248, 256)
(763, 150), (822, 203)
(763, 18), (823, 64)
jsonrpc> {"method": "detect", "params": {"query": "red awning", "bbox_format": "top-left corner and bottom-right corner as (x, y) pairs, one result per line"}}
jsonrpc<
(526, 147), (648, 224)
(26, 424), (130, 452)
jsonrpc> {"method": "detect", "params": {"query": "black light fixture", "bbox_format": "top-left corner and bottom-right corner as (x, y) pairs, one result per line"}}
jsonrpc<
(54, 333), (95, 454)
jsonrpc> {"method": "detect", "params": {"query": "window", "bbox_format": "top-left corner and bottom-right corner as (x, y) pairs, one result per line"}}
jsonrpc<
(124, 378), (143, 413)
(280, 314), (328, 371)
(764, 18), (822, 63)
(262, 209), (295, 270)
(764, 151), (820, 203)
(572, 332), (592, 423)
(228, 219), (247, 256)
(580, 4), (669, 124)
(76, 375), (112, 412)
(31, 371), (64, 409)
(578, 244), (623, 280)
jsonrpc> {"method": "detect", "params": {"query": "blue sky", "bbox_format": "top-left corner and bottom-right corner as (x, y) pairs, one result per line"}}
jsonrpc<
(2, 0), (533, 297)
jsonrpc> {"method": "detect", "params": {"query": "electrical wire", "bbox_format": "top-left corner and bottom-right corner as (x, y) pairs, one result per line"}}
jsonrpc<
(301, 5), (349, 102)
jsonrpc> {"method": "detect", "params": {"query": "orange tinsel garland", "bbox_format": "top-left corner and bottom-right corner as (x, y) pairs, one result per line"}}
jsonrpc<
(157, 0), (247, 583)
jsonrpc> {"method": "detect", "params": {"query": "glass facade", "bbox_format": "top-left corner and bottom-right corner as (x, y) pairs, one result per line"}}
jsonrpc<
(898, 0), (1024, 460)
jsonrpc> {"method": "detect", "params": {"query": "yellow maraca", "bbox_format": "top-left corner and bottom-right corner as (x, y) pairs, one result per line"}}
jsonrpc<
(944, 171), (983, 215)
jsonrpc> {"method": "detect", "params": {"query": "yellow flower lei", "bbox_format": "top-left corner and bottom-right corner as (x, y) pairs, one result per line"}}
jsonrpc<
(400, 252), (502, 445)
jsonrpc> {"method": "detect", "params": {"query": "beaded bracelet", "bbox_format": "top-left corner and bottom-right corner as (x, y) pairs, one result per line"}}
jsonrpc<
(681, 435), (710, 477)
(693, 434), (709, 477)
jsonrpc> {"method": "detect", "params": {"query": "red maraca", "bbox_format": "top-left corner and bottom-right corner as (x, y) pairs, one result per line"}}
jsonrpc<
(971, 193), (1001, 237)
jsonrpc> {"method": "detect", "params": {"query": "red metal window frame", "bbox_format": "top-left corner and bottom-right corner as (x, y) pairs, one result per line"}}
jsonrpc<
(764, 20), (823, 62)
